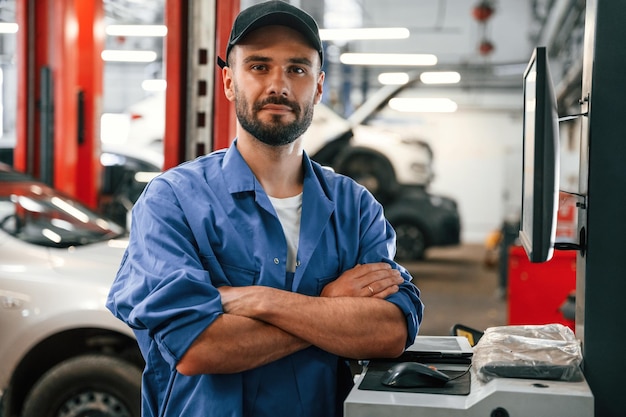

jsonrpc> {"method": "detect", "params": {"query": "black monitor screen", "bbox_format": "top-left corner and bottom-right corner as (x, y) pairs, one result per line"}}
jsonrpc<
(519, 47), (560, 263)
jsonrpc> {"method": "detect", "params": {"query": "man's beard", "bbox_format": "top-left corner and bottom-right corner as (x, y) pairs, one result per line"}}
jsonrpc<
(235, 91), (315, 147)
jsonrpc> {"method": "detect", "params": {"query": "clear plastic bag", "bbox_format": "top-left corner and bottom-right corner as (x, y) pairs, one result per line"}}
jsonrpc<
(473, 323), (583, 382)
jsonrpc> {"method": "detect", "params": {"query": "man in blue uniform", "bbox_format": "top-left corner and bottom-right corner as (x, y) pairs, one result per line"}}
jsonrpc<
(106, 1), (423, 416)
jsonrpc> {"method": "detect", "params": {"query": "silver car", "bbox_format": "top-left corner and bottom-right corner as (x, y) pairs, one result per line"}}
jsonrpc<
(0, 163), (142, 417)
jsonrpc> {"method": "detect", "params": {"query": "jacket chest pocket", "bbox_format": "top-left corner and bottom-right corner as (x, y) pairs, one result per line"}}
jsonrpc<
(200, 255), (258, 287)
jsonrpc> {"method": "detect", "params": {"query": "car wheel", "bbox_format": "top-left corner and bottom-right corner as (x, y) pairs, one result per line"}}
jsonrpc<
(21, 355), (141, 417)
(336, 151), (396, 203)
(393, 220), (427, 261)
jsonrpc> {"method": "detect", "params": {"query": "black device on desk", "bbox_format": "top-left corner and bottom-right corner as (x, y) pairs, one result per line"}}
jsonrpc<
(381, 362), (451, 387)
(396, 336), (474, 364)
(358, 337), (474, 395)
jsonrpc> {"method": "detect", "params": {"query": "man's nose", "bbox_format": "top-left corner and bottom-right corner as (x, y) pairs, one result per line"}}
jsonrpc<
(266, 69), (289, 96)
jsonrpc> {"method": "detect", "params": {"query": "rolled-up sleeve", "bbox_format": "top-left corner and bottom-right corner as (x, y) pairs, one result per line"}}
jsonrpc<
(385, 281), (423, 348)
(106, 177), (223, 367)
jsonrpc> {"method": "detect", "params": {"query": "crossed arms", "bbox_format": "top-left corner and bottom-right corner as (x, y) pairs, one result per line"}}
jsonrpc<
(176, 262), (409, 376)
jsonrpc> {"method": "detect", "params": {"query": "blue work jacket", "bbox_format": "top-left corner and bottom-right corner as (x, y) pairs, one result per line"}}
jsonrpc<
(106, 141), (423, 417)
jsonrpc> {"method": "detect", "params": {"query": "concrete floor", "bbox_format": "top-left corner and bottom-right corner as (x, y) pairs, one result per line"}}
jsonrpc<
(403, 243), (507, 337)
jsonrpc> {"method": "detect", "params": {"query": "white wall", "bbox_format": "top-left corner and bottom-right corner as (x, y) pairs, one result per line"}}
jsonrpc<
(424, 110), (522, 243)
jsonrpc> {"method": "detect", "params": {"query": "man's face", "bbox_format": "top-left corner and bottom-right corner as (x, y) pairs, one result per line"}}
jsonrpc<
(224, 25), (324, 147)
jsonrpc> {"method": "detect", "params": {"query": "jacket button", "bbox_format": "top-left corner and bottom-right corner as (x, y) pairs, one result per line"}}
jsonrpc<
(273, 258), (280, 264)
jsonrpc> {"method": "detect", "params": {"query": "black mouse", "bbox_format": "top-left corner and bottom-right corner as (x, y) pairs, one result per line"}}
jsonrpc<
(380, 362), (451, 388)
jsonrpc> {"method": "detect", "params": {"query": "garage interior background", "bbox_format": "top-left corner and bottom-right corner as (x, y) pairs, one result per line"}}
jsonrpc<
(0, 0), (585, 243)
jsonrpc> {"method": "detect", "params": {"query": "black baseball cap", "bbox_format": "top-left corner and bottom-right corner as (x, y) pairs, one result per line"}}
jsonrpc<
(217, 0), (324, 69)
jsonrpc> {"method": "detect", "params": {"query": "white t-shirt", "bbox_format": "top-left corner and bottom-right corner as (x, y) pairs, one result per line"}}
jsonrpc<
(268, 193), (302, 273)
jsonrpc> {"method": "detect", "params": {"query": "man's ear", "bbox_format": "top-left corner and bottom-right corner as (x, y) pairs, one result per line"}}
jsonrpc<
(314, 71), (325, 104)
(223, 66), (235, 102)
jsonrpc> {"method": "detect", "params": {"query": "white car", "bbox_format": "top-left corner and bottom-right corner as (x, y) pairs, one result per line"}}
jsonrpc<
(302, 102), (434, 203)
(0, 162), (142, 417)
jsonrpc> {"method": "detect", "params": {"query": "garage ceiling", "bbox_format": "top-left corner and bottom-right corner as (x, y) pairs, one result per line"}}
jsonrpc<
(100, 0), (584, 108)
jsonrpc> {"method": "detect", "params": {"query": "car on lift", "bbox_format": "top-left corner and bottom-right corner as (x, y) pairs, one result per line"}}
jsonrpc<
(0, 162), (142, 417)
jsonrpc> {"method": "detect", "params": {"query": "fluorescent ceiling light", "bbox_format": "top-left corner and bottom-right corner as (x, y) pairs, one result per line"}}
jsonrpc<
(101, 50), (157, 63)
(142, 79), (167, 92)
(378, 72), (410, 85)
(420, 71), (461, 84)
(106, 24), (167, 37)
(320, 27), (409, 41)
(0, 23), (18, 34)
(340, 53), (437, 66)
(389, 98), (458, 113)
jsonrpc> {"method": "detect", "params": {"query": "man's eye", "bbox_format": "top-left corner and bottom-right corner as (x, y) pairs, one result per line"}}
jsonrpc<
(251, 64), (267, 71)
(290, 67), (306, 74)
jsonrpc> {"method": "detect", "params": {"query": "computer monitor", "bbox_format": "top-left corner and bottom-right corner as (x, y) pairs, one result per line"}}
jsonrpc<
(519, 46), (560, 263)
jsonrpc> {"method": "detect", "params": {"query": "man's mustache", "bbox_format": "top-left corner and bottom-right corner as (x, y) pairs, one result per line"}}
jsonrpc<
(254, 97), (300, 115)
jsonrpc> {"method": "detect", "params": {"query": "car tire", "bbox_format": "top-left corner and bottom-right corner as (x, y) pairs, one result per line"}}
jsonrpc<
(392, 219), (428, 261)
(335, 150), (397, 204)
(21, 354), (141, 417)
